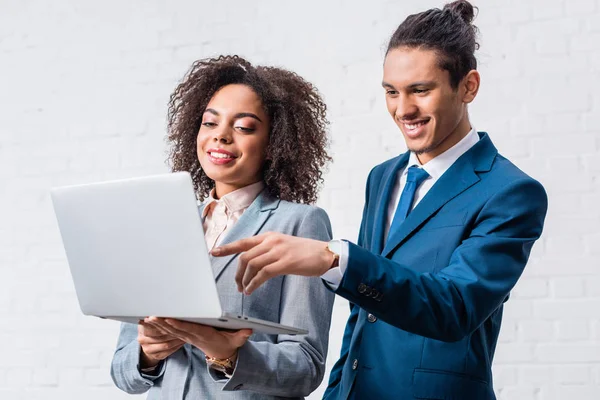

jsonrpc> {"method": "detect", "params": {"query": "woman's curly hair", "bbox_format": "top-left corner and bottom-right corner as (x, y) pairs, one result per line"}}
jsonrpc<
(166, 55), (331, 204)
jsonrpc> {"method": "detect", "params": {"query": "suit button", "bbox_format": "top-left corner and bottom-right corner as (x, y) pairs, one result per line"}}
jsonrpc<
(367, 313), (377, 323)
(352, 359), (358, 370)
(357, 283), (367, 294)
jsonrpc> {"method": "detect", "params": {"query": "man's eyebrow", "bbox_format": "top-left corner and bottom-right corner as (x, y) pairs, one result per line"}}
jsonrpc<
(407, 81), (436, 89)
(382, 81), (437, 90)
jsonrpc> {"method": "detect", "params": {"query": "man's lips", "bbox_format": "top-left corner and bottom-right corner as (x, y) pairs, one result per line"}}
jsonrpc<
(206, 148), (237, 164)
(399, 119), (430, 138)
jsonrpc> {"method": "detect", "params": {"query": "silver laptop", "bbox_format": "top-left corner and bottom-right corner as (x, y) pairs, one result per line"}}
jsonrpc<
(50, 172), (307, 335)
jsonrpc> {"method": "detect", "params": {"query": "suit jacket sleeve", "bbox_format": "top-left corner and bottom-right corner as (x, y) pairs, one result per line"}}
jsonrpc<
(336, 177), (548, 342)
(221, 206), (336, 396)
(110, 322), (167, 394)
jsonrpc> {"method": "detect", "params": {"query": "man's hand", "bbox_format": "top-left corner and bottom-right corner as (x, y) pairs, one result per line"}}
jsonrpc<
(211, 232), (335, 294)
(138, 321), (185, 369)
(144, 317), (252, 361)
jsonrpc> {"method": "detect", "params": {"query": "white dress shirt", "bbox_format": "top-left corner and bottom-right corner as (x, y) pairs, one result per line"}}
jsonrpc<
(322, 128), (480, 289)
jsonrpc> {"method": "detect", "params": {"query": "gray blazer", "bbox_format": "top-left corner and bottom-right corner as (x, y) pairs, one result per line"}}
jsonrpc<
(110, 191), (335, 399)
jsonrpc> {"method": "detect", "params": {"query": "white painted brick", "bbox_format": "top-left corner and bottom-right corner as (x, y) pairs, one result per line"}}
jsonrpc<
(582, 154), (600, 173)
(592, 320), (600, 340)
(532, 0), (564, 20)
(33, 368), (58, 387)
(551, 277), (586, 298)
(565, 0), (597, 16)
(504, 299), (535, 319)
(571, 33), (600, 52)
(534, 300), (600, 319)
(555, 365), (592, 384)
(83, 368), (113, 387)
(493, 365), (519, 387)
(494, 343), (535, 363)
(535, 344), (600, 363)
(498, 386), (540, 400)
(545, 235), (587, 257)
(556, 385), (600, 398)
(5, 368), (32, 388)
(513, 278), (549, 299)
(557, 320), (591, 341)
(584, 232), (600, 255)
(519, 365), (553, 385)
(499, 319), (519, 343)
(584, 276), (600, 297)
(519, 320), (554, 342)
(58, 368), (84, 387)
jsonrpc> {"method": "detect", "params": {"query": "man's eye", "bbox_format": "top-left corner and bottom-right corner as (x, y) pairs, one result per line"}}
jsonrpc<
(386, 90), (398, 95)
(414, 88), (429, 94)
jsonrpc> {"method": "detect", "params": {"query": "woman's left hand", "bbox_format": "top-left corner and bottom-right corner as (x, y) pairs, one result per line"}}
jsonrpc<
(144, 317), (252, 360)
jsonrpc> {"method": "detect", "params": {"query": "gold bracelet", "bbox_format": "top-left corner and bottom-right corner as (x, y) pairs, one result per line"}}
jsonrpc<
(205, 354), (236, 378)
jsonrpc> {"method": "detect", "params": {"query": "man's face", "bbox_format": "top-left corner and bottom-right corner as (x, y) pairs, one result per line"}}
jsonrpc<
(383, 47), (471, 164)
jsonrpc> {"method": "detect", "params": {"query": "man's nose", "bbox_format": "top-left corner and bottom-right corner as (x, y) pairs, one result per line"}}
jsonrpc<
(394, 95), (419, 121)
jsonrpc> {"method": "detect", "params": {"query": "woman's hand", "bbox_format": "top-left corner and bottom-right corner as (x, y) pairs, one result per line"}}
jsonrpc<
(144, 317), (252, 361)
(137, 321), (185, 368)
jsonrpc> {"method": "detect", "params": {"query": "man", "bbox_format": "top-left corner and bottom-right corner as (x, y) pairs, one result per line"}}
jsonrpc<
(212, 1), (548, 398)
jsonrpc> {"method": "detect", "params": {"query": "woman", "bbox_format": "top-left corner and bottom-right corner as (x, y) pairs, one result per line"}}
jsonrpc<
(110, 55), (335, 399)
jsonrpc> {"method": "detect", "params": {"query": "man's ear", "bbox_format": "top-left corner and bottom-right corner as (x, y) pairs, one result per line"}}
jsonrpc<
(462, 70), (480, 104)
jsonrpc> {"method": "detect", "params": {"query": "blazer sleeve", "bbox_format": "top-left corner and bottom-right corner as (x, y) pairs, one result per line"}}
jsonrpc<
(220, 206), (335, 396)
(110, 322), (167, 394)
(324, 168), (374, 398)
(336, 177), (548, 342)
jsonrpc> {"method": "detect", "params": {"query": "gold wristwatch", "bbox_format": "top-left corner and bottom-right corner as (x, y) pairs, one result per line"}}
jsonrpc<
(325, 240), (341, 269)
(205, 354), (236, 378)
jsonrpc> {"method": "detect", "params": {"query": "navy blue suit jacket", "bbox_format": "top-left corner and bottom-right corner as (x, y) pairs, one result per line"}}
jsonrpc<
(324, 133), (548, 400)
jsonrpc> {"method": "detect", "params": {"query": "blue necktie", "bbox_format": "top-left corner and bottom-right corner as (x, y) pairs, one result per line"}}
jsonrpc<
(387, 166), (430, 242)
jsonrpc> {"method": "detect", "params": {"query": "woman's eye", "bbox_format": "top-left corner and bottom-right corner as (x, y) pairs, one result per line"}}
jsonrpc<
(202, 122), (216, 127)
(236, 126), (255, 133)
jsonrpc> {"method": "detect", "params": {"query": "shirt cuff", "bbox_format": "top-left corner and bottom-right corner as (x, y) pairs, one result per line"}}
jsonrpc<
(139, 360), (166, 380)
(320, 240), (348, 290)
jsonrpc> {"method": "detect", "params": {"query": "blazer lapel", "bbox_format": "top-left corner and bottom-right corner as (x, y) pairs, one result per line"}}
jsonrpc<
(208, 190), (280, 281)
(382, 132), (497, 258)
(372, 153), (410, 254)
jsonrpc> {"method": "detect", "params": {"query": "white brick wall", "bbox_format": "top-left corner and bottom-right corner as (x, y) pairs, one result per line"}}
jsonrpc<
(1, 0), (598, 398)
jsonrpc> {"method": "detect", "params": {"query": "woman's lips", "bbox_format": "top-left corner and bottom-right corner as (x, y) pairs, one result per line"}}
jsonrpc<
(207, 148), (237, 165)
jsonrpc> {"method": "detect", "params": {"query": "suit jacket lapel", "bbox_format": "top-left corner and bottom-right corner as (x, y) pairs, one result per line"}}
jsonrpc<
(372, 153), (410, 254)
(382, 132), (497, 258)
(206, 190), (280, 281)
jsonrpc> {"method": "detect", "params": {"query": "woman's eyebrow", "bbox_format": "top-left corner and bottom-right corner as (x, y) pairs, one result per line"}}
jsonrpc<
(233, 112), (262, 122)
(203, 109), (262, 123)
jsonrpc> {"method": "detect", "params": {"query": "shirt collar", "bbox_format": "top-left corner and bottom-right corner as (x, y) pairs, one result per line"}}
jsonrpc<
(404, 127), (479, 180)
(202, 181), (265, 218)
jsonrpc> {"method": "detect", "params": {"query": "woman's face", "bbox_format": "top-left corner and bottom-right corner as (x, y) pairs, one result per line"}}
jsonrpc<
(197, 84), (270, 198)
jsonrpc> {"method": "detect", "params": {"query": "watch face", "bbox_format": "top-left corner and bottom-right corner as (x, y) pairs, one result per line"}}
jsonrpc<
(328, 240), (341, 255)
